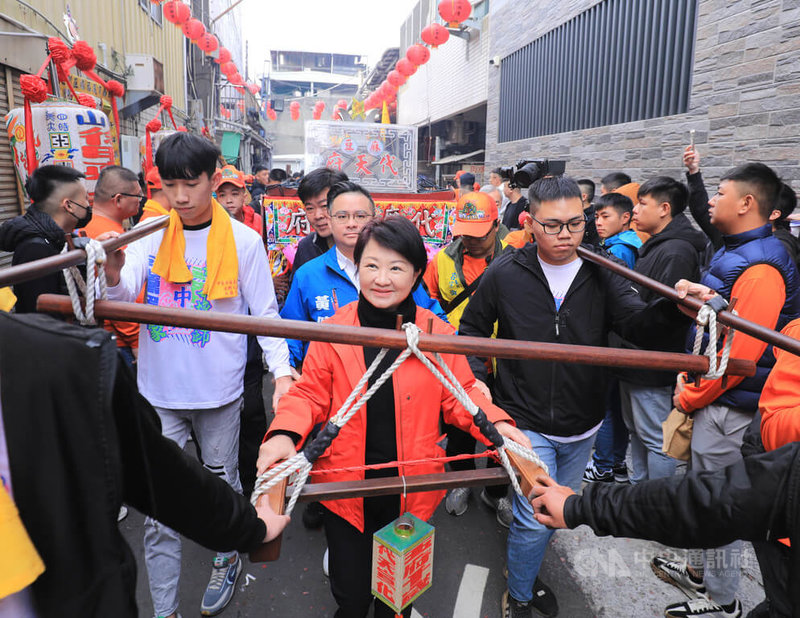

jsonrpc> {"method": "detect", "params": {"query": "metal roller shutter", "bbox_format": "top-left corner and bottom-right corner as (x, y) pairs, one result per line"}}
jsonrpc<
(0, 65), (25, 268)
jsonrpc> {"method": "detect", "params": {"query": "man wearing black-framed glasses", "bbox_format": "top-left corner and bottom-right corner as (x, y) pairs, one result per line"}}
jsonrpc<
(81, 165), (144, 368)
(459, 175), (689, 618)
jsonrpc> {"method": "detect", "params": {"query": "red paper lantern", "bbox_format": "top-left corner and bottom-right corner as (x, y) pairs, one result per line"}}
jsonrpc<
(247, 82), (260, 96)
(216, 47), (231, 64)
(220, 61), (237, 76)
(438, 0), (471, 27)
(382, 81), (398, 95)
(197, 32), (218, 54)
(267, 108), (277, 121)
(182, 18), (205, 41)
(421, 23), (450, 48)
(406, 44), (430, 67)
(289, 101), (300, 111)
(396, 58), (417, 77)
(163, 1), (191, 25)
(228, 72), (243, 86)
(336, 98), (348, 109)
(387, 70), (406, 88)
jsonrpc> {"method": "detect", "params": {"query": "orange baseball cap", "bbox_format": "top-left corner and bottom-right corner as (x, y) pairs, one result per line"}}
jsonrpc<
(146, 167), (162, 190)
(216, 164), (246, 189)
(451, 191), (498, 237)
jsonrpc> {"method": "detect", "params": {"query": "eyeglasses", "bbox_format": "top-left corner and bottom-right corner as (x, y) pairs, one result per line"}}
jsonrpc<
(531, 215), (587, 235)
(117, 192), (146, 205)
(66, 199), (91, 212)
(331, 211), (372, 223)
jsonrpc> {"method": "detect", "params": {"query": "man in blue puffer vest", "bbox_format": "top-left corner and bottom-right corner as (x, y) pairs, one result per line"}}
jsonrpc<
(653, 163), (800, 618)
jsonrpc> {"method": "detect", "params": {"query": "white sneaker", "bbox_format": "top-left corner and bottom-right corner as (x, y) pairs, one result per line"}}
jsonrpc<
(117, 505), (128, 522)
(651, 556), (707, 598)
(665, 597), (742, 618)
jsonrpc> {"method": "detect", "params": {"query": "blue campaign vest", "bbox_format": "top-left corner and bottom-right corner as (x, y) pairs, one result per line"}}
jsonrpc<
(691, 224), (800, 411)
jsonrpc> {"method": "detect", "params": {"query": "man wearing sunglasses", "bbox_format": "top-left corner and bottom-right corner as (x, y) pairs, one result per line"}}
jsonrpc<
(459, 175), (688, 618)
(81, 165), (145, 368)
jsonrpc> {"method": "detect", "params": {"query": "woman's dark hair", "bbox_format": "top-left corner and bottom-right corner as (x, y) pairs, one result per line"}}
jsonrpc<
(25, 164), (85, 204)
(155, 132), (220, 180)
(354, 216), (427, 290)
(327, 180), (375, 212)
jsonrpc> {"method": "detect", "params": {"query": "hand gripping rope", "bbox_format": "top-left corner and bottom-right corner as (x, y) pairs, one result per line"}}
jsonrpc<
(61, 238), (108, 326)
(692, 295), (736, 380)
(251, 323), (549, 515)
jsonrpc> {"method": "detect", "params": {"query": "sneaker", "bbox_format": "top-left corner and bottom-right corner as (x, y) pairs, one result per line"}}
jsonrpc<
(665, 598), (742, 618)
(582, 461), (613, 483)
(322, 548), (329, 577)
(651, 556), (707, 598)
(532, 578), (558, 617)
(117, 505), (128, 522)
(302, 501), (325, 529)
(502, 590), (533, 618)
(200, 554), (242, 616)
(480, 489), (514, 528)
(445, 486), (471, 516)
(612, 463), (629, 483)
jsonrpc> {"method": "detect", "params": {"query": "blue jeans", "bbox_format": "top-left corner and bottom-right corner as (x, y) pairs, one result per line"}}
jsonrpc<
(507, 430), (596, 603)
(619, 382), (677, 483)
(591, 380), (628, 472)
(144, 397), (243, 617)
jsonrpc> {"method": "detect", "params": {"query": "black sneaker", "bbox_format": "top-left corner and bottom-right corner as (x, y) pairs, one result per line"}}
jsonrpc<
(612, 463), (629, 483)
(665, 598), (742, 618)
(532, 578), (558, 617)
(302, 501), (325, 529)
(582, 461), (613, 483)
(502, 590), (533, 618)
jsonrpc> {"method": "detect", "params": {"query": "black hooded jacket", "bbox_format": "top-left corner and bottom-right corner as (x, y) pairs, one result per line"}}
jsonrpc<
(458, 243), (683, 436)
(0, 208), (67, 313)
(612, 214), (706, 386)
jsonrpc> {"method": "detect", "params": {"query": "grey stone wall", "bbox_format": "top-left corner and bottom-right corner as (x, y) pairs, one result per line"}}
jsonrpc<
(485, 0), (800, 189)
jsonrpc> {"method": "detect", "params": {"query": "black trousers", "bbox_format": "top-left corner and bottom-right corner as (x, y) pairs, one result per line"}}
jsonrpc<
(445, 425), (507, 499)
(752, 539), (792, 617)
(239, 336), (268, 496)
(323, 499), (414, 618)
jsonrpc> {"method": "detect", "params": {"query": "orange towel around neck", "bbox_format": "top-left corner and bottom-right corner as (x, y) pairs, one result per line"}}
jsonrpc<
(141, 198), (170, 220)
(151, 199), (239, 300)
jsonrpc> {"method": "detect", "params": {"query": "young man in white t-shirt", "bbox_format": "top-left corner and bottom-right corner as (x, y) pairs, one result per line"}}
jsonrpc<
(459, 176), (685, 618)
(103, 133), (293, 618)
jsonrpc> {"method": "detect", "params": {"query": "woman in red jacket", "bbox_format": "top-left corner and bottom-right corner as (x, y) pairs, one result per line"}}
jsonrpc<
(258, 206), (528, 618)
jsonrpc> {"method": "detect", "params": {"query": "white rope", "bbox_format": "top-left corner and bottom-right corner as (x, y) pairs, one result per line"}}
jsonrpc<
(61, 239), (108, 325)
(692, 301), (736, 380)
(251, 323), (549, 514)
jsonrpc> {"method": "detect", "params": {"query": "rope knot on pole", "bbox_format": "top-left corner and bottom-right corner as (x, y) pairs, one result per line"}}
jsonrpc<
(61, 238), (108, 326)
(693, 295), (736, 380)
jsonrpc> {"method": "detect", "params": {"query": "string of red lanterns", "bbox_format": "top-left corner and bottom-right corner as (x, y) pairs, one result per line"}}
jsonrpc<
(364, 0), (472, 114)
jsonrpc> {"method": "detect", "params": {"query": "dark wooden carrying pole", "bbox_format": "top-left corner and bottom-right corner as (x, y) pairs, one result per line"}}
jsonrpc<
(576, 246), (800, 358)
(36, 295), (755, 376)
(0, 216), (170, 288)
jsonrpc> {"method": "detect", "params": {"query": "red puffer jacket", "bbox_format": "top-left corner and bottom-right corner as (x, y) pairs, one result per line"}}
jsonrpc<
(267, 302), (513, 532)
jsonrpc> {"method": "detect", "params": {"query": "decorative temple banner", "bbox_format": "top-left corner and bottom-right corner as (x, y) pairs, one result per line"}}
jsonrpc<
(304, 120), (418, 193)
(263, 194), (455, 251)
(58, 74), (120, 162)
(5, 101), (116, 199)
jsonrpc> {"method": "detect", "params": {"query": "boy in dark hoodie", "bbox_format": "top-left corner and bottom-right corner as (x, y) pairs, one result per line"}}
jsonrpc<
(616, 176), (707, 485)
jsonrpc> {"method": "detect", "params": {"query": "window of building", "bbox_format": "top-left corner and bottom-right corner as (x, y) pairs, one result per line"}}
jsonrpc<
(498, 0), (698, 142)
(139, 0), (163, 26)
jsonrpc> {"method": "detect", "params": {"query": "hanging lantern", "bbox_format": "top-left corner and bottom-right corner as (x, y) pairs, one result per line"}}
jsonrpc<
(421, 23), (450, 48)
(220, 61), (237, 76)
(396, 58), (417, 77)
(437, 0), (471, 28)
(289, 100), (300, 121)
(387, 70), (406, 88)
(163, 1), (191, 25)
(197, 32), (218, 54)
(216, 46), (231, 64)
(228, 72), (243, 86)
(182, 18), (205, 41)
(372, 514), (434, 615)
(247, 82), (260, 96)
(336, 98), (348, 109)
(406, 44), (430, 67)
(267, 108), (277, 121)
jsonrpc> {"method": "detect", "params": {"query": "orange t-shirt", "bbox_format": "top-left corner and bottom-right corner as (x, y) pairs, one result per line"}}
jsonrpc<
(679, 264), (786, 412)
(81, 214), (141, 349)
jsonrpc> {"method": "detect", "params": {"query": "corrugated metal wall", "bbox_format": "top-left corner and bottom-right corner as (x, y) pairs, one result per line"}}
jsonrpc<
(499, 0), (698, 142)
(0, 66), (24, 268)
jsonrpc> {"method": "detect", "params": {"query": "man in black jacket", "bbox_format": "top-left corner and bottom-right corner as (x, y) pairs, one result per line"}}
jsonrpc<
(0, 165), (90, 313)
(531, 442), (800, 617)
(459, 176), (682, 618)
(616, 176), (706, 483)
(0, 312), (288, 617)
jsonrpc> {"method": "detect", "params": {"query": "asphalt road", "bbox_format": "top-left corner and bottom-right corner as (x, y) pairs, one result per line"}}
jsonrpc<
(121, 486), (593, 618)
